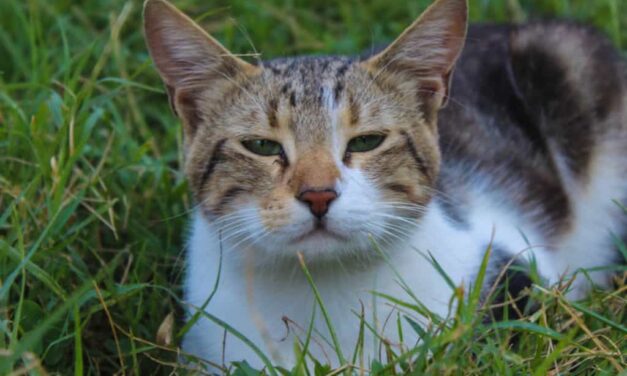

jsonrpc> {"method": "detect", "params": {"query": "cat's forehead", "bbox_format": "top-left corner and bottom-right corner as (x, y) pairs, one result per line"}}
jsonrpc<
(251, 56), (364, 142)
(262, 56), (355, 90)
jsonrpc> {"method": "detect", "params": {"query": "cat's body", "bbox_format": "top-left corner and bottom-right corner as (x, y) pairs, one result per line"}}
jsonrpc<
(143, 0), (627, 370)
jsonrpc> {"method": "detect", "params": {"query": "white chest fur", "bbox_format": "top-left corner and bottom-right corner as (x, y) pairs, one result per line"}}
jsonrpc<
(182, 195), (575, 368)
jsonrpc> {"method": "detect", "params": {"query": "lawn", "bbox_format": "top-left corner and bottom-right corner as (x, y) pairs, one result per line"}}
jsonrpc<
(0, 0), (625, 374)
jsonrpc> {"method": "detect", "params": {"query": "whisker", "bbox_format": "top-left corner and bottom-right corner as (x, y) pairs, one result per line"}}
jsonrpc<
(371, 212), (421, 227)
(230, 228), (271, 250)
(366, 222), (409, 245)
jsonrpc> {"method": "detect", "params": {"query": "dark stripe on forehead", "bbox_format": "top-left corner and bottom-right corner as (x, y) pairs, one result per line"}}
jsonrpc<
(333, 81), (344, 103)
(267, 98), (278, 128)
(201, 138), (227, 187)
(289, 91), (297, 107)
(348, 92), (359, 126)
(336, 62), (349, 77)
(400, 131), (431, 178)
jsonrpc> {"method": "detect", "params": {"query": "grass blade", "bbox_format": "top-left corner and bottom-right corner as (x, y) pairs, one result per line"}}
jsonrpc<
(297, 252), (346, 366)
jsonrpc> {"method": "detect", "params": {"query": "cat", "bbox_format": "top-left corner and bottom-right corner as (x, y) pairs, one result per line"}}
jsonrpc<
(143, 0), (627, 369)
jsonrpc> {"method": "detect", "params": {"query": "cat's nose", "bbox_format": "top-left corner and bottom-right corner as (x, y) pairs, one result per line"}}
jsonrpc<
(298, 189), (338, 219)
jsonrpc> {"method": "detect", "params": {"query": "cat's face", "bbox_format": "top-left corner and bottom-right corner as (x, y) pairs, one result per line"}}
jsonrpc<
(183, 58), (443, 260)
(144, 0), (467, 262)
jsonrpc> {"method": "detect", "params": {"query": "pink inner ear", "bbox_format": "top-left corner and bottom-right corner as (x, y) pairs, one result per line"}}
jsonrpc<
(419, 80), (444, 99)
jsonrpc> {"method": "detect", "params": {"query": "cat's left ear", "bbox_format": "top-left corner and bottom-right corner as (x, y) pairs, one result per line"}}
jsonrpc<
(362, 0), (467, 112)
(143, 0), (261, 139)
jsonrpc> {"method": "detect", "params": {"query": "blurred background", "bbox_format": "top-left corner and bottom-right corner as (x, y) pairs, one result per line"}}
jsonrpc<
(0, 0), (624, 374)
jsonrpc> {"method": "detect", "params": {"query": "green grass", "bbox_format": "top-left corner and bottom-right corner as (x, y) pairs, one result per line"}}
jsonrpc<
(0, 0), (626, 374)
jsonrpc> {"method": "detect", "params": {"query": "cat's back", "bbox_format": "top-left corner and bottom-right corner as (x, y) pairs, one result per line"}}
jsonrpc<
(435, 22), (626, 292)
(438, 22), (627, 238)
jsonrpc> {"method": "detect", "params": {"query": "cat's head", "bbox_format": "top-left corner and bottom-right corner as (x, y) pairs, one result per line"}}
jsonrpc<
(144, 0), (467, 263)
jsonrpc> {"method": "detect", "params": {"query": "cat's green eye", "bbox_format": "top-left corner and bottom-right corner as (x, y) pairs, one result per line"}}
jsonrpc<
(346, 134), (386, 153)
(242, 139), (283, 156)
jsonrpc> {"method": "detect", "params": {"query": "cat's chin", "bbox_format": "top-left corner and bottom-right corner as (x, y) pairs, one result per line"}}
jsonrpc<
(219, 222), (377, 264)
(256, 228), (381, 264)
(290, 227), (347, 244)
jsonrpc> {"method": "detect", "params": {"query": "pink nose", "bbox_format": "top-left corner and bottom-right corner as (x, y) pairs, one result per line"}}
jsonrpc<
(298, 189), (338, 218)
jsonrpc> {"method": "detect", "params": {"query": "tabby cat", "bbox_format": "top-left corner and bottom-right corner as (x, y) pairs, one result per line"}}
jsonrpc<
(143, 0), (627, 369)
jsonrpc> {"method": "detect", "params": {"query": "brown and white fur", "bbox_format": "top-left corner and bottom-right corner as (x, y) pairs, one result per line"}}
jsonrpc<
(143, 0), (627, 369)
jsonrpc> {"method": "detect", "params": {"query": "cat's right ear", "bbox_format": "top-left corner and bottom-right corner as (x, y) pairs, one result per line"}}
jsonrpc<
(143, 0), (260, 138)
(362, 0), (467, 116)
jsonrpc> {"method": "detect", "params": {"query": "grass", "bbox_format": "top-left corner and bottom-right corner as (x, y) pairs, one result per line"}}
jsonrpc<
(0, 0), (625, 374)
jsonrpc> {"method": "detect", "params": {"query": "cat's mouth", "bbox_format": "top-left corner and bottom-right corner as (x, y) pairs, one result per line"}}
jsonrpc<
(290, 221), (347, 244)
